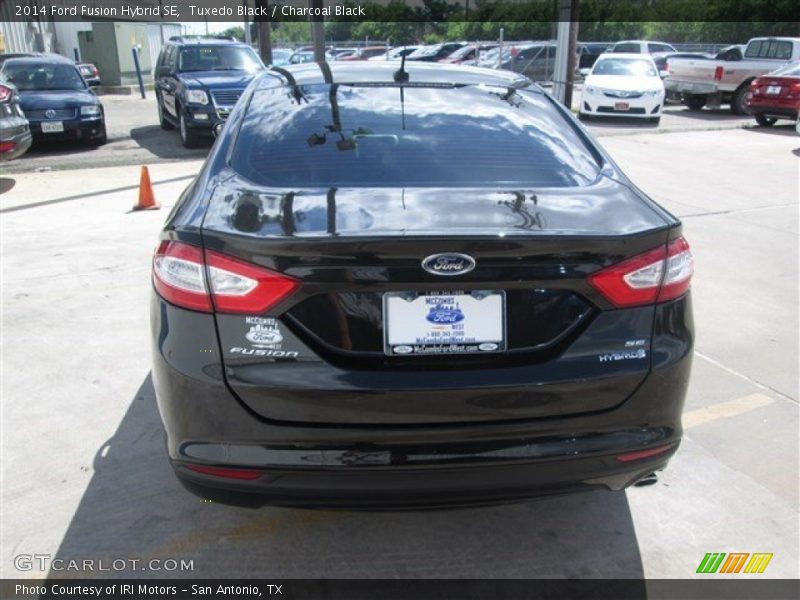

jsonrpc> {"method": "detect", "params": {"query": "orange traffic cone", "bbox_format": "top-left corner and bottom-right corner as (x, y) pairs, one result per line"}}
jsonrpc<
(133, 166), (160, 211)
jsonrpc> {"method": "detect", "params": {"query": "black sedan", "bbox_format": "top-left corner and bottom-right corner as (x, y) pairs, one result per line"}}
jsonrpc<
(151, 62), (694, 508)
(0, 76), (32, 161)
(0, 54), (106, 145)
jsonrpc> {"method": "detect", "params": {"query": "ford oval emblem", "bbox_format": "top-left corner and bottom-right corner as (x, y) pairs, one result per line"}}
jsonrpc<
(421, 253), (476, 276)
(426, 306), (465, 324)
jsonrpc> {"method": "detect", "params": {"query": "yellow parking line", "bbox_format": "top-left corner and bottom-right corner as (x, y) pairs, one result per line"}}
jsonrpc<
(683, 393), (774, 429)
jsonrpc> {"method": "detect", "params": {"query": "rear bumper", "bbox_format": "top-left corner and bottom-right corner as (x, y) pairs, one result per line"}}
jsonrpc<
(0, 121), (32, 160)
(173, 444), (677, 508)
(746, 101), (799, 120)
(151, 293), (693, 507)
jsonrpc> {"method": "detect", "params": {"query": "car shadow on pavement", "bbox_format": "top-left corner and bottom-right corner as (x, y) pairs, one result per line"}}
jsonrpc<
(0, 177), (15, 195)
(741, 124), (799, 137)
(50, 374), (645, 579)
(663, 106), (747, 122)
(130, 125), (211, 159)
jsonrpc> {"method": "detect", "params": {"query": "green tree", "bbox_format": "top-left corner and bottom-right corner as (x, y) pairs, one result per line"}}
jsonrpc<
(220, 26), (245, 42)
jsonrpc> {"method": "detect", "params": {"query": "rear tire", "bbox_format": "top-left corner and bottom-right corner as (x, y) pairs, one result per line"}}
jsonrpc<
(754, 114), (777, 127)
(179, 109), (200, 149)
(731, 85), (750, 115)
(683, 95), (706, 110)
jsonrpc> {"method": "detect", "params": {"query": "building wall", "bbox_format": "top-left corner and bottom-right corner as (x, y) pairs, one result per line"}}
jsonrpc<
(0, 3), (56, 53)
(53, 22), (93, 61)
(78, 22), (120, 85)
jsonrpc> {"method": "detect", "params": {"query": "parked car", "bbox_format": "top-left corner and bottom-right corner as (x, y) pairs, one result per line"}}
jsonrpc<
(150, 61), (693, 508)
(579, 54), (665, 123)
(654, 52), (710, 77)
(500, 43), (558, 82)
(77, 62), (100, 87)
(337, 46), (389, 61)
(406, 42), (466, 62)
(326, 47), (357, 61)
(0, 54), (106, 145)
(745, 62), (800, 126)
(607, 40), (677, 55)
(577, 42), (611, 70)
(715, 44), (745, 61)
(269, 49), (293, 67)
(0, 76), (32, 160)
(438, 43), (498, 65)
(154, 37), (265, 148)
(665, 37), (800, 113)
(288, 50), (315, 64)
(367, 46), (419, 61)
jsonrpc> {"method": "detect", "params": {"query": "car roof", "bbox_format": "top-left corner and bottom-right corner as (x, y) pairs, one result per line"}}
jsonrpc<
(596, 52), (656, 61)
(257, 61), (534, 90)
(169, 37), (247, 47)
(1, 53), (76, 66)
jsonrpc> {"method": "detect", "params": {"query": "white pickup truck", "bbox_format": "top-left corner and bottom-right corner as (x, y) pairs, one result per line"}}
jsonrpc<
(665, 37), (800, 114)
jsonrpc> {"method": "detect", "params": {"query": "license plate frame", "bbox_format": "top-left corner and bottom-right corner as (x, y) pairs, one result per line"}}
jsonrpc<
(40, 121), (64, 133)
(383, 290), (506, 357)
(766, 85), (782, 95)
(614, 101), (630, 111)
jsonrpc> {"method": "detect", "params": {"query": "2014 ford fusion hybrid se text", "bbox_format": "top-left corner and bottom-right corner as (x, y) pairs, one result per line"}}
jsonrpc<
(150, 62), (694, 508)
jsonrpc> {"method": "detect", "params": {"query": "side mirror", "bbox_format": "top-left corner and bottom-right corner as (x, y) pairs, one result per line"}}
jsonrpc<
(578, 67), (591, 77)
(213, 122), (225, 137)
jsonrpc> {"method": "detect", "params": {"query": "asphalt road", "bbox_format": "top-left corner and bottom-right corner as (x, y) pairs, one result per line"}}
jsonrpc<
(0, 124), (798, 582)
(2, 93), (759, 174)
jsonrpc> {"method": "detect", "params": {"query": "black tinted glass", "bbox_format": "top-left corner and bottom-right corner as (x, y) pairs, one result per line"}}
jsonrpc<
(231, 83), (599, 188)
(3, 62), (86, 91)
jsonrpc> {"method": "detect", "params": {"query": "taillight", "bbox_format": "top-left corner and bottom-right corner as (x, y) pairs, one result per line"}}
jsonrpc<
(714, 66), (724, 81)
(91, 65), (99, 77)
(0, 85), (11, 102)
(588, 237), (693, 308)
(0, 141), (16, 153)
(184, 464), (263, 480)
(152, 241), (300, 314)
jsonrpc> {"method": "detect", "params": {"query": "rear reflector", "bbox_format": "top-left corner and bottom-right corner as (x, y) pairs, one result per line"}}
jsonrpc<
(153, 241), (300, 314)
(588, 237), (693, 308)
(184, 464), (264, 480)
(616, 444), (675, 463)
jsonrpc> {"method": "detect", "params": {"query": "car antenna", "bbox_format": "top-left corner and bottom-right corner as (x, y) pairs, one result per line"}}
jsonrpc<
(393, 55), (409, 83)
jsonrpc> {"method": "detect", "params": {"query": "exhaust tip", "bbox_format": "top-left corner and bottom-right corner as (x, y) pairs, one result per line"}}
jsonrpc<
(634, 472), (658, 487)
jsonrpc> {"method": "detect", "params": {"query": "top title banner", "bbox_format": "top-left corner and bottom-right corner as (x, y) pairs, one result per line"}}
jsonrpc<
(3, 0), (796, 23)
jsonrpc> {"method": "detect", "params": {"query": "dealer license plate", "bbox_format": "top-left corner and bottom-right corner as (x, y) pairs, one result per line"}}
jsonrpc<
(614, 102), (630, 111)
(41, 121), (64, 133)
(383, 291), (506, 356)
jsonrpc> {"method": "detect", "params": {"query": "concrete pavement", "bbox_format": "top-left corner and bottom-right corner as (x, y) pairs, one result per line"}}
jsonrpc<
(0, 128), (797, 581)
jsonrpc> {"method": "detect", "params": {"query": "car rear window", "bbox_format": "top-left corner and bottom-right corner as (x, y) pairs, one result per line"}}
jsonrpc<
(230, 82), (600, 188)
(745, 40), (793, 60)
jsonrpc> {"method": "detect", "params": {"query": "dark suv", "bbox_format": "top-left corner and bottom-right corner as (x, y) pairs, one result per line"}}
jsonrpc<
(154, 37), (264, 148)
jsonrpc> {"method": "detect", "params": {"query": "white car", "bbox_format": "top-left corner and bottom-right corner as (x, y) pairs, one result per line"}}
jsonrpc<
(579, 53), (666, 124)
